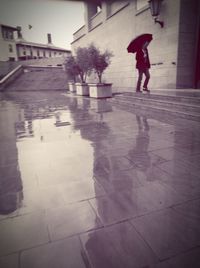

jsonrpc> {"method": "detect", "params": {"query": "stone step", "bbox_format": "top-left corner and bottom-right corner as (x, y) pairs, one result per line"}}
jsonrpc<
(113, 94), (200, 114)
(110, 98), (200, 122)
(120, 92), (200, 105)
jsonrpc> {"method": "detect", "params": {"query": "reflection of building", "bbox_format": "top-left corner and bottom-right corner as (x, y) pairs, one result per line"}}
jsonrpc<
(71, 0), (200, 90)
(0, 101), (23, 214)
(0, 24), (71, 61)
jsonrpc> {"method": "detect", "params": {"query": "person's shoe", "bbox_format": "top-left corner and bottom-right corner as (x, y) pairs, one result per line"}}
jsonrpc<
(136, 89), (142, 92)
(143, 87), (150, 92)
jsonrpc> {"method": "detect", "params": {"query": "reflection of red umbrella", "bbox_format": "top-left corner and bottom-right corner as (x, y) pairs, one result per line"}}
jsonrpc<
(127, 33), (153, 53)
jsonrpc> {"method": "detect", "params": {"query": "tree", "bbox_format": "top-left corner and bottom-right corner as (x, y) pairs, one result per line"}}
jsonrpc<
(75, 47), (92, 83)
(64, 55), (79, 83)
(88, 44), (113, 83)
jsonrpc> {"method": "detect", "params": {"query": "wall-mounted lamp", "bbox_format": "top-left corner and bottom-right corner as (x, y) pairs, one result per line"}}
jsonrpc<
(148, 0), (164, 28)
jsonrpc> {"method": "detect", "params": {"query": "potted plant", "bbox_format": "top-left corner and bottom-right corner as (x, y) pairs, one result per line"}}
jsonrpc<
(87, 44), (113, 99)
(64, 55), (79, 92)
(75, 47), (91, 96)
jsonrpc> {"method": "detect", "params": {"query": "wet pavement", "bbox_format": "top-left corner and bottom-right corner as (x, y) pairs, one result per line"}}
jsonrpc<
(0, 91), (200, 268)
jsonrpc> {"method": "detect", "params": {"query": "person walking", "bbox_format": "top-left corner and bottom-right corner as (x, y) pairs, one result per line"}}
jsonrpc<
(135, 41), (151, 92)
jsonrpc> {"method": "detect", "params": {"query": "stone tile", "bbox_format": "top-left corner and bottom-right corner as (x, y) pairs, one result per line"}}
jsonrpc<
(120, 182), (186, 212)
(0, 210), (19, 222)
(160, 173), (200, 198)
(172, 199), (200, 219)
(131, 208), (200, 260)
(168, 247), (200, 268)
(181, 153), (200, 169)
(155, 261), (173, 268)
(93, 168), (143, 193)
(148, 140), (175, 151)
(40, 184), (67, 209)
(89, 193), (137, 225)
(126, 150), (166, 170)
(175, 143), (200, 156)
(46, 201), (102, 241)
(89, 182), (185, 225)
(158, 159), (200, 177)
(151, 148), (185, 161)
(21, 237), (88, 268)
(0, 153), (18, 167)
(60, 180), (106, 204)
(18, 163), (38, 190)
(81, 221), (158, 268)
(14, 188), (43, 216)
(37, 159), (94, 186)
(0, 253), (19, 268)
(0, 212), (49, 257)
(170, 130), (200, 146)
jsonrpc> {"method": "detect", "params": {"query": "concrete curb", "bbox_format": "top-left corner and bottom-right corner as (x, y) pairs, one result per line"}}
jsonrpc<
(0, 65), (23, 91)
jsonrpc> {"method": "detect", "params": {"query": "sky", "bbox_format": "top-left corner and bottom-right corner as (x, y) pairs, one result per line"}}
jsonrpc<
(0, 0), (85, 49)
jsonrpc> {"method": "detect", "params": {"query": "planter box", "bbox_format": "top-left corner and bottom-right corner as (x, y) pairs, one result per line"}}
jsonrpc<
(68, 82), (76, 92)
(75, 83), (89, 96)
(88, 83), (112, 99)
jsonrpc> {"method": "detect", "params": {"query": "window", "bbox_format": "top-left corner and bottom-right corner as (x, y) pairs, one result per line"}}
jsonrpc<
(49, 51), (51, 57)
(37, 50), (40, 57)
(43, 50), (46, 57)
(97, 2), (102, 12)
(8, 44), (13, 52)
(2, 29), (14, 40)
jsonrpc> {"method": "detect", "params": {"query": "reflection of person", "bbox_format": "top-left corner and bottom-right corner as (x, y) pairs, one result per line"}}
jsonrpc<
(128, 115), (150, 171)
(135, 41), (150, 92)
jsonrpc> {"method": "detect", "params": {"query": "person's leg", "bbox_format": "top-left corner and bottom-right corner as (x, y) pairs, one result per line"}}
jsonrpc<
(136, 69), (143, 92)
(143, 69), (150, 90)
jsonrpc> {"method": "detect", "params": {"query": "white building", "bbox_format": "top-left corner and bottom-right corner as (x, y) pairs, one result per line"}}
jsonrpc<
(0, 24), (18, 61)
(0, 24), (71, 62)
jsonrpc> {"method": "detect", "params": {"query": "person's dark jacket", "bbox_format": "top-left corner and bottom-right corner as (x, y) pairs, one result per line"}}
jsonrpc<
(136, 48), (150, 70)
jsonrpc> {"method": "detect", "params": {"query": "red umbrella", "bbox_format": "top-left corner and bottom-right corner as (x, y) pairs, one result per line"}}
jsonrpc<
(127, 33), (153, 53)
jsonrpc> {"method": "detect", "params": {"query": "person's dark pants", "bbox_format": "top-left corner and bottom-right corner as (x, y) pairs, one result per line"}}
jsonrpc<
(136, 68), (150, 91)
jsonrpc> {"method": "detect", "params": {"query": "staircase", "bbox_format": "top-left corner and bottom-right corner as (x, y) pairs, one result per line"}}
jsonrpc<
(5, 66), (68, 91)
(109, 91), (200, 122)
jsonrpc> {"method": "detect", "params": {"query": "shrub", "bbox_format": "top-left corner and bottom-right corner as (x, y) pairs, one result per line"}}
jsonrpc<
(64, 55), (79, 83)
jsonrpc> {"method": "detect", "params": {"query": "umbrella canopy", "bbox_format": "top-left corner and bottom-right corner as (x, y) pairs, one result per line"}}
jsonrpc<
(127, 33), (153, 53)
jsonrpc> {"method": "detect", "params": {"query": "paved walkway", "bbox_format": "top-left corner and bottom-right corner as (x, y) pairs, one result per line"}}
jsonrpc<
(0, 91), (200, 268)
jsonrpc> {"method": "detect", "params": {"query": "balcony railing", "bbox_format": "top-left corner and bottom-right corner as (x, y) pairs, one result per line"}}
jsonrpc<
(89, 11), (102, 31)
(73, 25), (86, 41)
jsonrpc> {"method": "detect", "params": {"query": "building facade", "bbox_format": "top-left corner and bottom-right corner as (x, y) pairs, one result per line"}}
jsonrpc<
(0, 24), (18, 61)
(0, 24), (70, 62)
(16, 40), (70, 61)
(71, 0), (200, 92)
